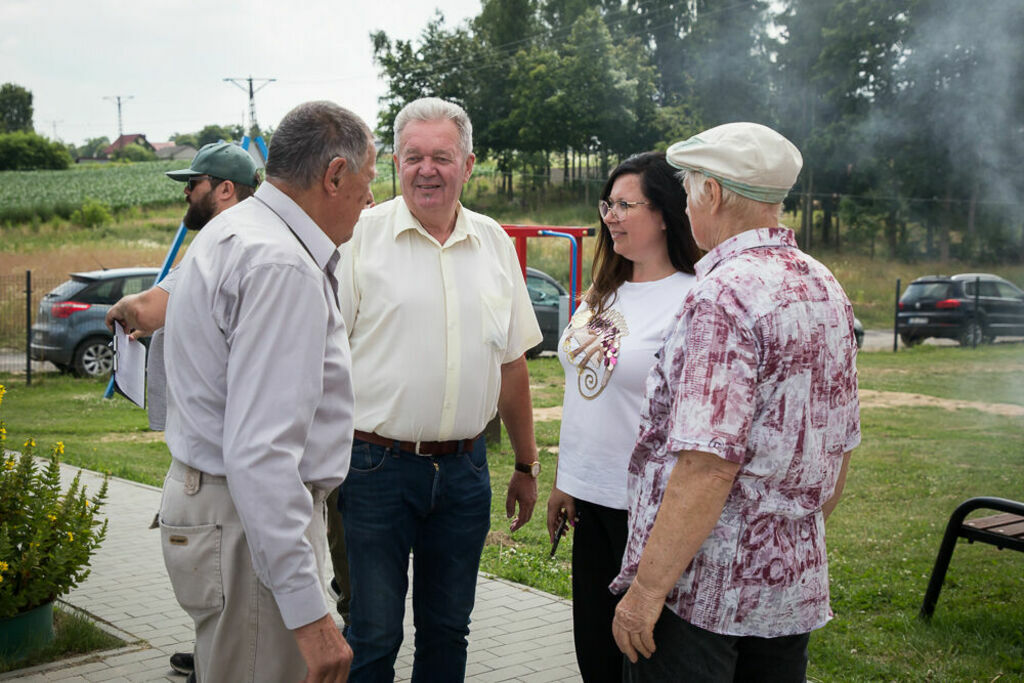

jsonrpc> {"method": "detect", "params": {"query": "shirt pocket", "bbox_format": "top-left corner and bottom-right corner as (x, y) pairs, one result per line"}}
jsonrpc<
(160, 521), (224, 615)
(480, 285), (513, 351)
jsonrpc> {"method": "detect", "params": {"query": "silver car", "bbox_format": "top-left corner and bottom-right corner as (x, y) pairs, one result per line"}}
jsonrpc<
(30, 268), (159, 376)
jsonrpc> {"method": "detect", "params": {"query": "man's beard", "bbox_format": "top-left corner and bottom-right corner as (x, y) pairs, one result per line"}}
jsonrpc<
(183, 190), (218, 230)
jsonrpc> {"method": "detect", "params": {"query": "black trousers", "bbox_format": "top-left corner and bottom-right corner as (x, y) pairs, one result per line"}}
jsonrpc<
(623, 607), (810, 683)
(571, 498), (629, 683)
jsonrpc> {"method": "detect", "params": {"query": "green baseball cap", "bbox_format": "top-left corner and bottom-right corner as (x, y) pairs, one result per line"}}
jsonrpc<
(166, 141), (259, 187)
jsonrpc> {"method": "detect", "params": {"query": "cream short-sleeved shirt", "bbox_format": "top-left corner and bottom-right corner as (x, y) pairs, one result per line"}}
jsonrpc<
(337, 197), (541, 442)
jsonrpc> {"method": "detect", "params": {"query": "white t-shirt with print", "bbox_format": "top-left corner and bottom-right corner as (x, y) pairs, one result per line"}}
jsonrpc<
(556, 271), (695, 510)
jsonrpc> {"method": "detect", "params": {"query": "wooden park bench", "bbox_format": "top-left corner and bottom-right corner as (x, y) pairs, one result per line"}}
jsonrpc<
(920, 496), (1024, 619)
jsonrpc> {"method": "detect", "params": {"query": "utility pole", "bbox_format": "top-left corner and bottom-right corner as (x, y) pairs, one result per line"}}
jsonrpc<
(223, 76), (275, 137)
(41, 119), (64, 140)
(103, 95), (134, 137)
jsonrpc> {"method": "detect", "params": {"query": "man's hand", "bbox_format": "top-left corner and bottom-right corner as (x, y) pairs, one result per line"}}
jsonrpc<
(546, 485), (576, 543)
(505, 470), (537, 532)
(612, 576), (666, 664)
(293, 614), (352, 682)
(104, 287), (169, 340)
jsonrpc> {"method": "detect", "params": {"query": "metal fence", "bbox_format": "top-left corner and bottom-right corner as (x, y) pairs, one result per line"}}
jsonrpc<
(0, 271), (64, 382)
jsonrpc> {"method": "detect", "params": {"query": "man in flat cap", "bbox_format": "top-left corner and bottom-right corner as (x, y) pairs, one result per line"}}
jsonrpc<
(610, 122), (860, 681)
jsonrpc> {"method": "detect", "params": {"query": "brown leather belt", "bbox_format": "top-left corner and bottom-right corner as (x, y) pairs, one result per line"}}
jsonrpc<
(353, 430), (480, 456)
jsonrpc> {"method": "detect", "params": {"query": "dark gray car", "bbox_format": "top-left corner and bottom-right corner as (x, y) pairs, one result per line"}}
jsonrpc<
(31, 268), (159, 376)
(897, 273), (1024, 346)
(526, 267), (568, 358)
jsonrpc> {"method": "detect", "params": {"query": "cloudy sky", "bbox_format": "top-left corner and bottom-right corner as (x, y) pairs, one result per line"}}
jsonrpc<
(2, 0), (482, 146)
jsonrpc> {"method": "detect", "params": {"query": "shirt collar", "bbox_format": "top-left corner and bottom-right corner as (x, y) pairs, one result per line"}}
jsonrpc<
(255, 181), (338, 271)
(695, 227), (798, 281)
(392, 198), (479, 247)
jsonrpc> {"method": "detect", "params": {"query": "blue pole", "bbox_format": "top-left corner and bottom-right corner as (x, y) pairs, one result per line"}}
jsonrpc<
(104, 221), (187, 399)
(538, 230), (579, 315)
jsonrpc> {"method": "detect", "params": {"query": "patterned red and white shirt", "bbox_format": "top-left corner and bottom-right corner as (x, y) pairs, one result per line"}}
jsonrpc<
(610, 227), (861, 637)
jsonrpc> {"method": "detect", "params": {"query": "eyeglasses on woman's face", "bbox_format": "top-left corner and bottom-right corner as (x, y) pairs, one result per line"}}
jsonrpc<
(599, 199), (649, 220)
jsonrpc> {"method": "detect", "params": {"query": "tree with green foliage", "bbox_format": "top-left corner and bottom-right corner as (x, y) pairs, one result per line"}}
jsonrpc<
(74, 136), (111, 160)
(0, 131), (71, 170)
(0, 83), (33, 133)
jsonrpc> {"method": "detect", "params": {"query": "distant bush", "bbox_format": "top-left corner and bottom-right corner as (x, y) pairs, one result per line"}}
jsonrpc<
(112, 143), (156, 162)
(0, 131), (71, 171)
(69, 198), (113, 228)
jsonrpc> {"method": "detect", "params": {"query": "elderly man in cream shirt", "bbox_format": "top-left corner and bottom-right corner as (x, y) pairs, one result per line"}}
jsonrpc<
(335, 97), (542, 682)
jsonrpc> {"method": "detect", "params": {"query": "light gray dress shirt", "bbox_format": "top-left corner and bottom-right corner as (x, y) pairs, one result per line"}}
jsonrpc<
(164, 181), (354, 629)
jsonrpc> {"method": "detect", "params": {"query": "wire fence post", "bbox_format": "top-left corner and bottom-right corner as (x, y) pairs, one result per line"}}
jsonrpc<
(973, 276), (980, 349)
(25, 270), (32, 385)
(893, 278), (900, 353)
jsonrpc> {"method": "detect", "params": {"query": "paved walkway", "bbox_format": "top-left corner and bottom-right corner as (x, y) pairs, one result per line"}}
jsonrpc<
(3, 464), (581, 682)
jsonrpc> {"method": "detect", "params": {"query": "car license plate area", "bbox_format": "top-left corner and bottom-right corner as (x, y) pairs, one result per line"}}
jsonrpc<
(908, 317), (928, 324)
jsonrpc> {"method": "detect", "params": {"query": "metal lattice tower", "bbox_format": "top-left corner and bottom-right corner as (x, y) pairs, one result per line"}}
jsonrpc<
(103, 95), (134, 137)
(223, 76), (275, 135)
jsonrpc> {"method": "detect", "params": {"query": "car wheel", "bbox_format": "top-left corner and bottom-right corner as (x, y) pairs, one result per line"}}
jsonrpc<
(73, 336), (114, 377)
(958, 321), (983, 347)
(899, 332), (922, 347)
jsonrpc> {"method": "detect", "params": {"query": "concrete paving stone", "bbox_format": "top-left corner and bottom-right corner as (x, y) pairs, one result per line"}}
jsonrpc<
(464, 660), (495, 676)
(466, 636), (504, 650)
(46, 662), (110, 678)
(475, 648), (543, 669)
(495, 621), (575, 645)
(471, 663), (536, 682)
(82, 672), (130, 683)
(527, 651), (579, 670)
(518, 666), (581, 683)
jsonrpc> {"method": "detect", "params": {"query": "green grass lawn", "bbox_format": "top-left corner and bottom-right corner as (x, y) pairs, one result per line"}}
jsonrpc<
(2, 345), (1023, 679)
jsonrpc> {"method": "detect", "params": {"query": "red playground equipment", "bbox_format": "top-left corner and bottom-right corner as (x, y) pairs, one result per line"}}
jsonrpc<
(501, 225), (594, 315)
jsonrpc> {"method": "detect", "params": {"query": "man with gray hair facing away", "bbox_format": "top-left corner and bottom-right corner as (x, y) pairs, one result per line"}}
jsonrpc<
(161, 101), (376, 682)
(336, 97), (543, 681)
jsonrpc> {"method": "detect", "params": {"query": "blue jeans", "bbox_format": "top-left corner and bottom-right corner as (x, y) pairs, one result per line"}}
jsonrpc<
(339, 436), (491, 683)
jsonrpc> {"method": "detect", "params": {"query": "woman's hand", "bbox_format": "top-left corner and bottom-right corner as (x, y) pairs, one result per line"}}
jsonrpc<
(546, 486), (577, 543)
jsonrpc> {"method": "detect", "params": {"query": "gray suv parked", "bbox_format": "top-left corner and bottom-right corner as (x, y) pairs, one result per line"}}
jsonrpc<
(31, 268), (159, 376)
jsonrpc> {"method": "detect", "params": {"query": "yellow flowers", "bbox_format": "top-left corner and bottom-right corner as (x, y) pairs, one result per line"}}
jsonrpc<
(0, 383), (6, 405)
(67, 532), (74, 542)
(47, 513), (57, 522)
(0, 560), (8, 572)
(55, 441), (65, 456)
(0, 424), (6, 441)
(23, 437), (35, 449)
(3, 457), (13, 471)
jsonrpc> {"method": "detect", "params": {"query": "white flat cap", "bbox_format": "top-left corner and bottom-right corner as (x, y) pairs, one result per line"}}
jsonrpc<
(666, 122), (803, 204)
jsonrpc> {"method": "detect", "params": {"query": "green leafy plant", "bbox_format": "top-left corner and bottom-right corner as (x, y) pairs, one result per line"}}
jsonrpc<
(68, 198), (112, 228)
(0, 384), (109, 619)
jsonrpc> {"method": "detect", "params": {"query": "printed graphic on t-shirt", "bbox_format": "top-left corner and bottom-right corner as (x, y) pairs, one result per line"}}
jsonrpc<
(562, 306), (629, 400)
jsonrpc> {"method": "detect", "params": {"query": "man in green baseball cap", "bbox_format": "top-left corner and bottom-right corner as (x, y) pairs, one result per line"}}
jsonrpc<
(166, 141), (260, 229)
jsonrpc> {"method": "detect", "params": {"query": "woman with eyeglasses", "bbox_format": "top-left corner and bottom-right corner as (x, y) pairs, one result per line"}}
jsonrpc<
(547, 151), (700, 682)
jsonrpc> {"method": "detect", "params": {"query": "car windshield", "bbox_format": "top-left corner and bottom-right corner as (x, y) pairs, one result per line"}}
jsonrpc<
(902, 282), (953, 302)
